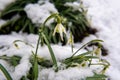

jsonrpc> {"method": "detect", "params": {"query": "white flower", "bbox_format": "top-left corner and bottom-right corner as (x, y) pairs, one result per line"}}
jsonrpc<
(53, 23), (66, 41)
(94, 48), (101, 58)
(67, 33), (74, 45)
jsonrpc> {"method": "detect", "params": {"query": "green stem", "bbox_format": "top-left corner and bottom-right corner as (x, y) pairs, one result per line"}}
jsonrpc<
(56, 14), (61, 23)
(35, 34), (41, 58)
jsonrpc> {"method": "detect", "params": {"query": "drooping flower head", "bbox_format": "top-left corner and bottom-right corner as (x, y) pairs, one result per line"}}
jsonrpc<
(53, 23), (66, 41)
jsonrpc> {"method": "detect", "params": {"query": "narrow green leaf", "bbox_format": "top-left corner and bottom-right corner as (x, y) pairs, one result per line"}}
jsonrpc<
(90, 39), (103, 43)
(72, 39), (103, 57)
(0, 64), (12, 80)
(41, 32), (58, 72)
(86, 73), (107, 80)
(13, 40), (34, 48)
(33, 59), (38, 80)
(1, 8), (23, 17)
(77, 51), (93, 57)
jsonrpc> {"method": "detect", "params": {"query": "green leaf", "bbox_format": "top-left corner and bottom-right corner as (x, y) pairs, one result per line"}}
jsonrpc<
(86, 73), (107, 80)
(13, 40), (34, 48)
(41, 32), (58, 72)
(0, 64), (12, 80)
(0, 55), (21, 67)
(1, 8), (23, 17)
(72, 39), (103, 57)
(33, 59), (38, 80)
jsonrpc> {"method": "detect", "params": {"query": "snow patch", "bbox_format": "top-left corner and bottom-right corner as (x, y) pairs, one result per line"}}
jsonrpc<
(24, 1), (58, 26)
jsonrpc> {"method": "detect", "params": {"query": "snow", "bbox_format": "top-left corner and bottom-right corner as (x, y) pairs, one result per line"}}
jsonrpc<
(0, 0), (120, 80)
(65, 1), (80, 11)
(0, 0), (15, 11)
(82, 0), (120, 79)
(38, 67), (93, 80)
(24, 0), (58, 26)
(11, 58), (31, 80)
(0, 20), (6, 28)
(0, 32), (92, 80)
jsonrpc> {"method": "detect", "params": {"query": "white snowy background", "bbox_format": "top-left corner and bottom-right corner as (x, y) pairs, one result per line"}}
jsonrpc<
(0, 0), (120, 80)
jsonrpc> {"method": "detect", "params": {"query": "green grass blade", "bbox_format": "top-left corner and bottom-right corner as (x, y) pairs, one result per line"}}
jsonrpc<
(0, 64), (12, 80)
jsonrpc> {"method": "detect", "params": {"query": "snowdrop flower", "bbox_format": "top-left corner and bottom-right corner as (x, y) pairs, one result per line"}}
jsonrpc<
(67, 32), (74, 45)
(80, 61), (88, 67)
(14, 43), (19, 49)
(53, 23), (66, 41)
(94, 48), (101, 58)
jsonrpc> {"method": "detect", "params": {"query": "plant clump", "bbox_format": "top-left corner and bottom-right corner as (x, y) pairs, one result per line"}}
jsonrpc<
(0, 13), (110, 80)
